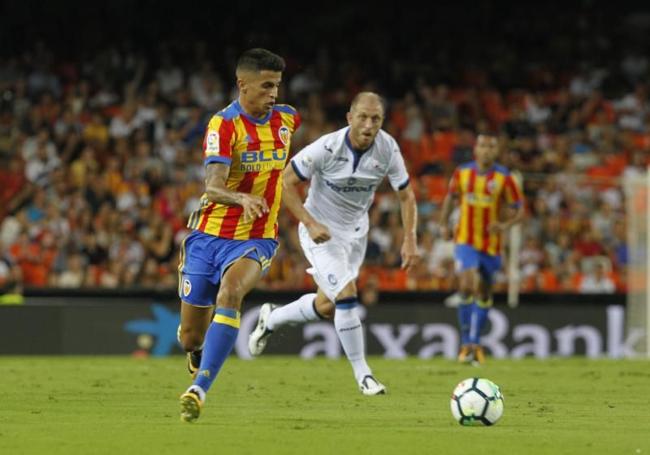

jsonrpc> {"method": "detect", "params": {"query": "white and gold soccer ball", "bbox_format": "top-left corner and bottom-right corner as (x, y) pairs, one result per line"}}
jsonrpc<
(450, 377), (504, 426)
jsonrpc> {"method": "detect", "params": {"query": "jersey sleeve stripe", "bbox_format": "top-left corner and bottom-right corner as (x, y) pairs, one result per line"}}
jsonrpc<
(218, 119), (235, 158)
(397, 178), (410, 190)
(291, 160), (307, 181)
(205, 156), (232, 166)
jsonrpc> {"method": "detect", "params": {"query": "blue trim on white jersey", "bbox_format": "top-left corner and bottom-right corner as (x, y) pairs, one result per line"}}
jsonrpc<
(351, 150), (363, 172)
(344, 129), (372, 153)
(397, 178), (410, 190)
(345, 129), (373, 173)
(291, 160), (308, 181)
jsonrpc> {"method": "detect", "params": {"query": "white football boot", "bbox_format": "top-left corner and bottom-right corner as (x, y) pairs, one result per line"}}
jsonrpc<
(359, 375), (387, 395)
(248, 303), (277, 356)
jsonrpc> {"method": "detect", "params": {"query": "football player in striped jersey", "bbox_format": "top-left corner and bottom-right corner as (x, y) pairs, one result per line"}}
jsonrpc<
(178, 48), (300, 422)
(439, 133), (524, 364)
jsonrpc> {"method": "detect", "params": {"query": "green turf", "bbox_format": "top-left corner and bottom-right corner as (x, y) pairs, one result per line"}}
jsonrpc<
(0, 356), (647, 455)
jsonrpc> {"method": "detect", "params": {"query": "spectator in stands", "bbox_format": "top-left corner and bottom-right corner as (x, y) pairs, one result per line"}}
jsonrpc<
(579, 262), (616, 294)
(54, 253), (86, 288)
(0, 23), (642, 294)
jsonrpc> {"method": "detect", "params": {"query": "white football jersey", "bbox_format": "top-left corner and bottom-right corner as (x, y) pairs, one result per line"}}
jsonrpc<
(290, 127), (410, 239)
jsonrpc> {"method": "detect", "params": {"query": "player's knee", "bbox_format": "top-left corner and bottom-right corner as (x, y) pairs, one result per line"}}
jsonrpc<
(459, 282), (474, 296)
(316, 301), (335, 319)
(458, 273), (474, 295)
(477, 283), (491, 301)
(216, 284), (244, 310)
(477, 290), (492, 303)
(179, 328), (204, 352)
(313, 293), (335, 319)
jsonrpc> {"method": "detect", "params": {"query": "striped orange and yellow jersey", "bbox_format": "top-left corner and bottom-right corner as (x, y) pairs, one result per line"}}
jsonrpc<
(448, 161), (523, 256)
(187, 100), (301, 240)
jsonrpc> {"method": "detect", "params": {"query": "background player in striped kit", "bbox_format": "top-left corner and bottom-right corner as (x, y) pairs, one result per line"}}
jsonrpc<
(439, 133), (524, 364)
(248, 92), (419, 395)
(177, 48), (300, 422)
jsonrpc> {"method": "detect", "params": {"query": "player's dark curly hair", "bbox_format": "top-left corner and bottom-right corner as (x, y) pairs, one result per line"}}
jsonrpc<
(236, 48), (285, 73)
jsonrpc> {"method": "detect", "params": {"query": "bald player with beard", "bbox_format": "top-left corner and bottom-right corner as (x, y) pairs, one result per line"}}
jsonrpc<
(248, 92), (420, 395)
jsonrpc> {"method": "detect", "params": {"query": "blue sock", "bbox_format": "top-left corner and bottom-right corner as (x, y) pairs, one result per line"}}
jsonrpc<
(193, 308), (240, 394)
(469, 300), (491, 345)
(457, 296), (473, 346)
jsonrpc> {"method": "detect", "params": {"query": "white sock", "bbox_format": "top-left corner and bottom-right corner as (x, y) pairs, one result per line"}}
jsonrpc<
(266, 293), (319, 331)
(334, 302), (372, 382)
(186, 385), (206, 402)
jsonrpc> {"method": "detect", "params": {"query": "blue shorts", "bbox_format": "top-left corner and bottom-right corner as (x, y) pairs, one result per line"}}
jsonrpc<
(454, 244), (502, 284)
(178, 230), (278, 307)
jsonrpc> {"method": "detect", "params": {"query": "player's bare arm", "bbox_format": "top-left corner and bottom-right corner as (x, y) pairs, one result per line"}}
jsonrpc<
(205, 163), (269, 221)
(281, 165), (331, 243)
(397, 184), (420, 271)
(488, 203), (524, 233)
(439, 192), (459, 239)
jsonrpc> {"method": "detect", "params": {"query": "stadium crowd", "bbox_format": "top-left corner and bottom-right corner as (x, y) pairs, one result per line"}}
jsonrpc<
(1, 5), (648, 296)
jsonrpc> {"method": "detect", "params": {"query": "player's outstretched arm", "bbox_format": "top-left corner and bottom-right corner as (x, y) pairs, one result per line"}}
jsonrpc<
(397, 185), (420, 271)
(205, 163), (269, 221)
(281, 165), (330, 243)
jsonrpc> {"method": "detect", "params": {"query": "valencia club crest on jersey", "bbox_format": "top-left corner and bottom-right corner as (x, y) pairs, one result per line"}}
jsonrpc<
(183, 279), (192, 297)
(278, 126), (290, 145)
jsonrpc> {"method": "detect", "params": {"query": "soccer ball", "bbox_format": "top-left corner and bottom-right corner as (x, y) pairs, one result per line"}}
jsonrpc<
(450, 377), (504, 426)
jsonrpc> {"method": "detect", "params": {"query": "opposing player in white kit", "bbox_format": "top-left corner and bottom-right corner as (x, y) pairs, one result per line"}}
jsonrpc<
(248, 92), (419, 395)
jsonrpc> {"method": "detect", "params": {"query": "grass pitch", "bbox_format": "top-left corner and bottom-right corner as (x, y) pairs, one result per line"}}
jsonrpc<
(0, 356), (647, 455)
